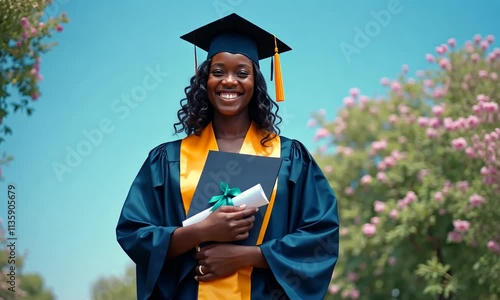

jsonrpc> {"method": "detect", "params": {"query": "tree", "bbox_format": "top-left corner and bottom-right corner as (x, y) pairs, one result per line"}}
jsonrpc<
(311, 35), (499, 299)
(0, 0), (68, 180)
(91, 264), (136, 300)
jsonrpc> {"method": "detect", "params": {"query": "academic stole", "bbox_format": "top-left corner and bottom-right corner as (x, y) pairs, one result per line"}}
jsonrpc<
(180, 122), (280, 300)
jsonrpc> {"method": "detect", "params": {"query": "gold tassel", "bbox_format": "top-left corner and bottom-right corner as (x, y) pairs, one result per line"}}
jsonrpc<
(273, 35), (284, 102)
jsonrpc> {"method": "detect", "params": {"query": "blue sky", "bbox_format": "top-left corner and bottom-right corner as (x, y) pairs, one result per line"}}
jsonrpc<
(1, 1), (499, 299)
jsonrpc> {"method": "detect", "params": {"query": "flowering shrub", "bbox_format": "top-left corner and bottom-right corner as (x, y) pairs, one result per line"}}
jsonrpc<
(0, 0), (68, 180)
(313, 35), (499, 299)
(0, 0), (68, 142)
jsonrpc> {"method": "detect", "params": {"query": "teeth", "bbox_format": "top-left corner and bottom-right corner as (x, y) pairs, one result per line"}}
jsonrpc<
(220, 93), (239, 99)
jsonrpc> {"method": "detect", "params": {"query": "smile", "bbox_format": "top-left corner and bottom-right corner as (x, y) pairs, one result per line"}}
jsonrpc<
(217, 92), (242, 101)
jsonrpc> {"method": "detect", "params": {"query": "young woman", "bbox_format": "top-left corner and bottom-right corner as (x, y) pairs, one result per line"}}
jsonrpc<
(116, 13), (339, 300)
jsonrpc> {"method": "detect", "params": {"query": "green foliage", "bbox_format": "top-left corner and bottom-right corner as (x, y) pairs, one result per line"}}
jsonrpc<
(0, 0), (68, 142)
(91, 265), (136, 300)
(316, 37), (499, 299)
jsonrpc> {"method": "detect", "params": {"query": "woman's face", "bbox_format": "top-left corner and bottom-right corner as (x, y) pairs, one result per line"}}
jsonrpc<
(207, 52), (254, 118)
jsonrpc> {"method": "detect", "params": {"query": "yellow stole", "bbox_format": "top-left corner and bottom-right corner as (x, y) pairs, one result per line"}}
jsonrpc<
(180, 122), (280, 300)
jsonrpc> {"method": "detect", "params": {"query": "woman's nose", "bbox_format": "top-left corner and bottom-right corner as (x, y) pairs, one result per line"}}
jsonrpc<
(222, 74), (238, 86)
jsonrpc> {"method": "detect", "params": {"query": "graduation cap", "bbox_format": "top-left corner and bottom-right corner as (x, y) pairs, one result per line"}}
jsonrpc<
(180, 13), (292, 101)
(186, 151), (282, 245)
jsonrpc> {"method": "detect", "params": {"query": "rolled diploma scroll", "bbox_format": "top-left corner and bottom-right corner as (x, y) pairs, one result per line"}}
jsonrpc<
(182, 184), (269, 227)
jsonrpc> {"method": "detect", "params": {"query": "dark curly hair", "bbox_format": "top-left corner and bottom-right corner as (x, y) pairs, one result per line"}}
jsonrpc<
(173, 58), (282, 146)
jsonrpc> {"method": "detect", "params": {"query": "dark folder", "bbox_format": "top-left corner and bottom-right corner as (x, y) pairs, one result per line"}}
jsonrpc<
(187, 150), (282, 244)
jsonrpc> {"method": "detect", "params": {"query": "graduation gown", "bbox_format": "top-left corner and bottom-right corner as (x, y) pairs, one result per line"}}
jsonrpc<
(116, 125), (339, 300)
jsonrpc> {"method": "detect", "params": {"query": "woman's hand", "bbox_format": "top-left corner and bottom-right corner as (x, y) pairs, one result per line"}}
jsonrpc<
(194, 243), (248, 281)
(199, 205), (258, 242)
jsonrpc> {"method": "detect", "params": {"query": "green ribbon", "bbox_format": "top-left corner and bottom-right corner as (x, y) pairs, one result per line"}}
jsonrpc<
(208, 181), (241, 212)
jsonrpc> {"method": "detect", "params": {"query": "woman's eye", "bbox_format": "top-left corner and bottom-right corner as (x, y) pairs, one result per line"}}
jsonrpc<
(237, 71), (250, 78)
(211, 70), (224, 76)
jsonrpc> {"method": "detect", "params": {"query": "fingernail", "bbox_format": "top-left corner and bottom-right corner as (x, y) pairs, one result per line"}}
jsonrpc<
(255, 208), (259, 212)
(239, 204), (246, 208)
(194, 276), (198, 281)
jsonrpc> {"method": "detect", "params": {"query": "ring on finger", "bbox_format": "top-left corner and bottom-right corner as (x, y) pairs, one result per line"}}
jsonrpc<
(198, 265), (205, 275)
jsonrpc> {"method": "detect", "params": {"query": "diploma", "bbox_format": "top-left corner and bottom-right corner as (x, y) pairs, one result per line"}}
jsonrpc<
(182, 184), (269, 227)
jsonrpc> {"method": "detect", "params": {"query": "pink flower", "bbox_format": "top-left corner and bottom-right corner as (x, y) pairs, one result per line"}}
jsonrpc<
(439, 208), (447, 215)
(380, 77), (390, 86)
(388, 256), (396, 266)
(307, 119), (316, 128)
(486, 35), (495, 44)
(453, 219), (471, 232)
(435, 45), (446, 55)
(377, 161), (386, 171)
(434, 191), (443, 202)
(347, 272), (359, 282)
(429, 117), (441, 128)
(56, 25), (64, 32)
(490, 72), (498, 81)
(323, 165), (332, 173)
(480, 40), (489, 50)
(483, 102), (498, 112)
(487, 241), (500, 253)
(448, 38), (456, 47)
(376, 172), (387, 183)
(398, 105), (410, 114)
(384, 156), (396, 167)
(433, 87), (446, 99)
(474, 34), (482, 44)
(432, 105), (444, 116)
(343, 97), (355, 107)
(467, 115), (480, 128)
(350, 289), (360, 299)
(405, 191), (417, 203)
(438, 58), (451, 70)
(418, 169), (429, 181)
(371, 140), (387, 151)
(401, 64), (409, 73)
(417, 117), (429, 127)
(424, 79), (434, 87)
(416, 70), (425, 77)
(344, 187), (354, 196)
(318, 108), (327, 116)
(374, 200), (386, 213)
(389, 114), (398, 124)
(478, 70), (488, 78)
(466, 41), (475, 53)
(391, 81), (402, 92)
(360, 175), (373, 185)
(371, 216), (380, 225)
(471, 53), (480, 63)
(314, 128), (330, 141)
(426, 128), (438, 139)
(32, 92), (39, 100)
(362, 223), (376, 237)
(329, 285), (340, 295)
(425, 53), (435, 63)
(469, 194), (485, 207)
(476, 94), (490, 102)
(447, 231), (463, 243)
(389, 209), (398, 220)
(20, 17), (30, 28)
(451, 137), (467, 150)
(456, 181), (469, 192)
(349, 88), (360, 98)
(340, 227), (349, 236)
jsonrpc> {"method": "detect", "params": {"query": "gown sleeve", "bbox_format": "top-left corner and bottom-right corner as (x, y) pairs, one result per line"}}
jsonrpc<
(259, 140), (340, 299)
(115, 144), (179, 299)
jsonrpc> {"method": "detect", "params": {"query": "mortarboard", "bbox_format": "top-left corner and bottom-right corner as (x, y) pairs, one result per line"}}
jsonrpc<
(180, 13), (292, 101)
(186, 151), (282, 245)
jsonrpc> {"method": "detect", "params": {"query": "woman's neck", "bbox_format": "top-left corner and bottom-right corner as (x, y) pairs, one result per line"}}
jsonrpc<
(212, 116), (251, 140)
